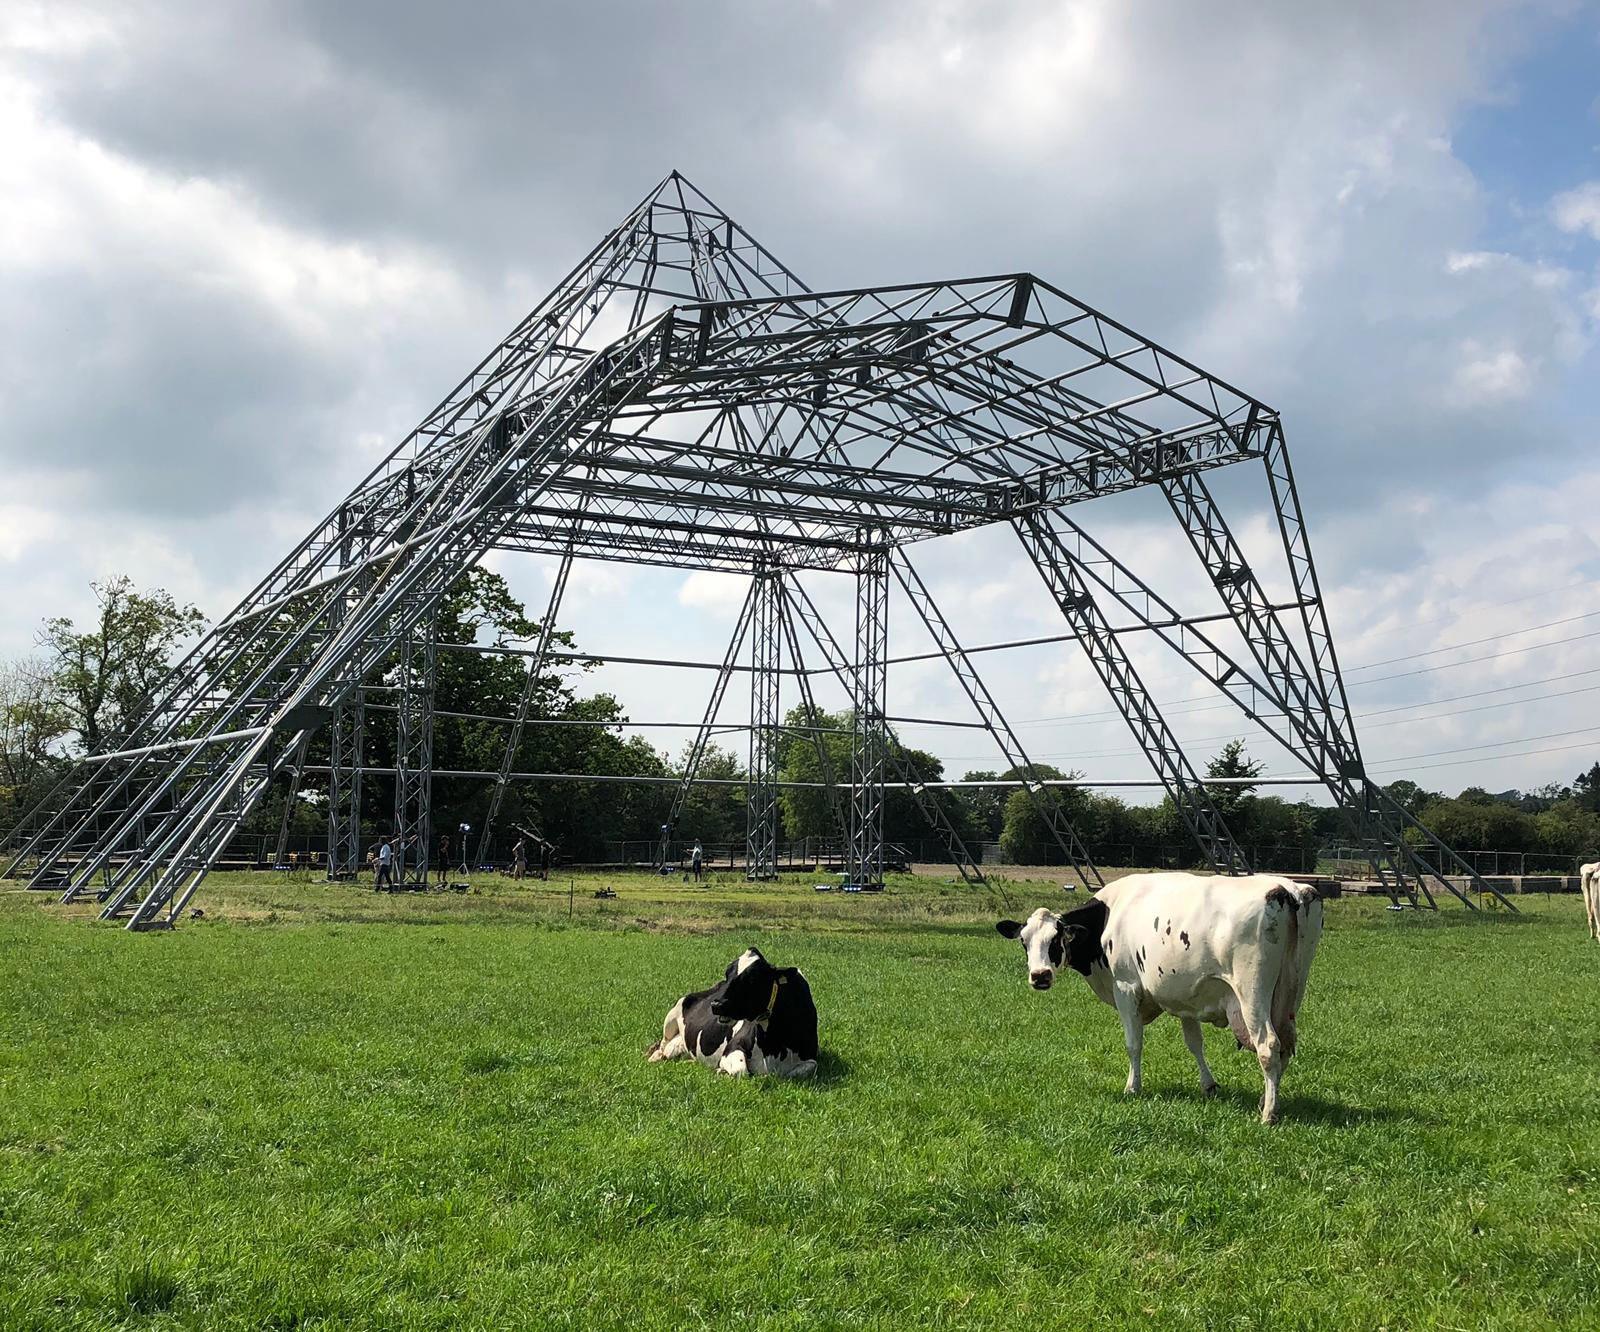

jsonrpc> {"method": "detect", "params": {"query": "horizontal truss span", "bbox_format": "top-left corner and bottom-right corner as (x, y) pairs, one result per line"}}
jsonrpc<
(297, 766), (1313, 790)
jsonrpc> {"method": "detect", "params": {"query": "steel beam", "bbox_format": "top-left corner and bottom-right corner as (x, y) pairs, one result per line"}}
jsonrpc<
(1015, 513), (1249, 875)
(889, 549), (1103, 889)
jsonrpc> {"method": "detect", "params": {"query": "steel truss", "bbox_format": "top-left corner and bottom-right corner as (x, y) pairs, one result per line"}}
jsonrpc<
(1, 170), (1509, 924)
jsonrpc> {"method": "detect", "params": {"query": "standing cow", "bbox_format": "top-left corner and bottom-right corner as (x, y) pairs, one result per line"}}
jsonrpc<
(997, 873), (1323, 1123)
(1582, 862), (1600, 942)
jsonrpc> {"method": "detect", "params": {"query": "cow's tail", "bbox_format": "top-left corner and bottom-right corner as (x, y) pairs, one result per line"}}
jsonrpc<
(1267, 884), (1323, 1059)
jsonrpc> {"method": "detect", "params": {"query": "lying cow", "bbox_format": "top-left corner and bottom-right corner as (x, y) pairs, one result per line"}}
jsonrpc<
(647, 947), (819, 1078)
(997, 873), (1323, 1123)
(1582, 862), (1600, 942)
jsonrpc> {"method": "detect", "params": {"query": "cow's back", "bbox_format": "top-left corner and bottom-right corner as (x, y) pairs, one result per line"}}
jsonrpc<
(1098, 873), (1321, 1025)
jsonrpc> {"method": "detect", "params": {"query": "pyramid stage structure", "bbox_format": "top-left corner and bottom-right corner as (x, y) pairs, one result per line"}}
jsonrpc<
(0, 173), (1509, 928)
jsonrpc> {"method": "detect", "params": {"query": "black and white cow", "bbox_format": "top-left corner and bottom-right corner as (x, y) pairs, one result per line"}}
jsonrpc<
(646, 947), (819, 1078)
(997, 872), (1323, 1123)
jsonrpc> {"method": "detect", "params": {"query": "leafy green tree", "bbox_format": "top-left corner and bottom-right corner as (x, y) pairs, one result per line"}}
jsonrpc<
(672, 743), (746, 847)
(39, 577), (205, 751)
(998, 765), (1088, 865)
(0, 656), (69, 830)
(1572, 762), (1600, 814)
(1204, 739), (1263, 824)
(1382, 779), (1439, 818)
(956, 771), (1005, 841)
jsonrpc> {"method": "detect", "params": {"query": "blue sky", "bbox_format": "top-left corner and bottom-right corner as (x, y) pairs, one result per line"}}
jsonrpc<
(1, 0), (1597, 802)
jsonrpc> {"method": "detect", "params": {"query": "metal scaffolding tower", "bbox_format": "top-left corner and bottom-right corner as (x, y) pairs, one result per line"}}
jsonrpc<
(0, 170), (1513, 925)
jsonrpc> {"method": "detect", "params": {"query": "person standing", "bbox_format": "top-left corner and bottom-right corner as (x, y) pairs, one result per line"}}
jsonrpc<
(538, 837), (553, 881)
(436, 832), (452, 888)
(374, 837), (394, 892)
(691, 840), (704, 882)
(512, 836), (527, 881)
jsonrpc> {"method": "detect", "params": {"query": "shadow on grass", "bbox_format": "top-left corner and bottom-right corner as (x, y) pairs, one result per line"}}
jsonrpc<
(1139, 1081), (1417, 1127)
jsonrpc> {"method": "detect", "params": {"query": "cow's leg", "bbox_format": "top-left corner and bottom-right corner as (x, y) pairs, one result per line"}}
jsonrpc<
(648, 1000), (688, 1062)
(1236, 990), (1286, 1124)
(1180, 1017), (1217, 1096)
(1114, 991), (1145, 1095)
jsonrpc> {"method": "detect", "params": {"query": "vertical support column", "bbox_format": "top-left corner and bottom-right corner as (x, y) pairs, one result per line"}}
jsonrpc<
(745, 565), (781, 880)
(326, 692), (366, 877)
(848, 546), (889, 888)
(392, 613), (437, 886)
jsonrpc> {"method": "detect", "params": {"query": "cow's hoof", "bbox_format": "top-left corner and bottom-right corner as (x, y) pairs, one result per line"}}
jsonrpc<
(1201, 1082), (1219, 1098)
(1260, 1108), (1279, 1126)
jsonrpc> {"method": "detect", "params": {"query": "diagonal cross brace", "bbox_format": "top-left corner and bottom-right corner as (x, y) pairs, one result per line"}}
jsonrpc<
(784, 576), (986, 885)
(1014, 512), (1250, 875)
(475, 550), (576, 866)
(888, 548), (1103, 890)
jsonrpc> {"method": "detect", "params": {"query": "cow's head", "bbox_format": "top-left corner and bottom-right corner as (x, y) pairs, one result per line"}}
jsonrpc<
(713, 951), (799, 1024)
(996, 902), (1106, 990)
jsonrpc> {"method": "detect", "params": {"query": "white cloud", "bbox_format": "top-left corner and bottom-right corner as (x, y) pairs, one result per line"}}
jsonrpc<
(678, 571), (750, 613)
(1452, 341), (1534, 402)
(1551, 180), (1600, 240)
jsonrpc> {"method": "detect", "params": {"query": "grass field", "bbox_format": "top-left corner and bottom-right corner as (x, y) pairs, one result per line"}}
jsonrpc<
(1, 868), (1597, 1330)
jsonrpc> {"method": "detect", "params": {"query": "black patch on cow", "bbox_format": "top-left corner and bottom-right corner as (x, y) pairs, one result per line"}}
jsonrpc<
(1047, 933), (1065, 968)
(1055, 898), (1110, 975)
(995, 920), (1023, 939)
(712, 956), (820, 1063)
(1165, 924), (1171, 936)
(1265, 885), (1298, 911)
(1179, 931), (1190, 949)
(1157, 965), (1164, 976)
(1153, 916), (1160, 931)
(1135, 946), (1146, 971)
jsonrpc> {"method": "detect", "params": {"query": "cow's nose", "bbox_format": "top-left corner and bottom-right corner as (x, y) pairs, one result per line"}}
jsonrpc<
(1029, 970), (1053, 990)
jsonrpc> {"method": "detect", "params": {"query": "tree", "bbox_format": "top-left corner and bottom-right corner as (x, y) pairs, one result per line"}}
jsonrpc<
(1572, 763), (1600, 815)
(39, 577), (205, 752)
(1382, 779), (1440, 818)
(0, 656), (69, 830)
(1204, 739), (1263, 825)
(998, 764), (1087, 866)
(957, 771), (1005, 841)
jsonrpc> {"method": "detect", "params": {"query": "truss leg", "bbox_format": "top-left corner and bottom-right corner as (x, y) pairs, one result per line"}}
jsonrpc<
(848, 550), (889, 889)
(327, 691), (366, 877)
(476, 552), (575, 868)
(1256, 432), (1506, 909)
(889, 549), (1102, 891)
(1015, 513), (1249, 875)
(392, 614), (437, 887)
(745, 565), (781, 880)
(786, 577), (985, 884)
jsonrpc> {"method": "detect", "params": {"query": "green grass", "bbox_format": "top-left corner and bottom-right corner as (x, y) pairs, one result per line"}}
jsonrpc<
(1, 869), (1597, 1329)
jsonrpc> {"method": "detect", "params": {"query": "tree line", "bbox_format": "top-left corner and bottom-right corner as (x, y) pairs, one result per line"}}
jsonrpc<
(3, 576), (1597, 869)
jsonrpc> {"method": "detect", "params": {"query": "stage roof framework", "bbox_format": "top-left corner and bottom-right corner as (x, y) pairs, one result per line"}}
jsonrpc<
(0, 172), (1510, 926)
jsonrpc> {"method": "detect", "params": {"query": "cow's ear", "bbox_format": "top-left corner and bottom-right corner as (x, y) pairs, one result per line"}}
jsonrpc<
(996, 920), (1023, 939)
